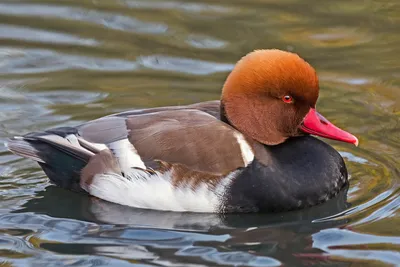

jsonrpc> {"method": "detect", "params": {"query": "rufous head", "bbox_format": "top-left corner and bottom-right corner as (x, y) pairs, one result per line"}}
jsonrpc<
(221, 49), (358, 146)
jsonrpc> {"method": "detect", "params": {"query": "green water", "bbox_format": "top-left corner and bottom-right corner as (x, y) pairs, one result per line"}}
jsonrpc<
(0, 0), (399, 266)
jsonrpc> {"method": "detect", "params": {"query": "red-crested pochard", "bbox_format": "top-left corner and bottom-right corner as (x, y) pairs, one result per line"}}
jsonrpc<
(7, 49), (358, 213)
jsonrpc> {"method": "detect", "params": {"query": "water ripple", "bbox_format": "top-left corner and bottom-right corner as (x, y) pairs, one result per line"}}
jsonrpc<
(0, 3), (168, 34)
(0, 48), (139, 74)
(0, 48), (235, 75)
(312, 228), (400, 265)
(138, 55), (234, 75)
(0, 25), (97, 46)
(123, 0), (232, 13)
(177, 246), (281, 267)
(186, 34), (227, 49)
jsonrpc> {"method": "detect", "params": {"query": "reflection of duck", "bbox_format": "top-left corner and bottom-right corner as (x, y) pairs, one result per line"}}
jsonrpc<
(13, 185), (350, 266)
(18, 184), (350, 230)
(7, 49), (358, 213)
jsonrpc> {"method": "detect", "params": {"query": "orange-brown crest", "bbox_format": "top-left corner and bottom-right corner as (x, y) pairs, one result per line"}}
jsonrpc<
(221, 49), (320, 145)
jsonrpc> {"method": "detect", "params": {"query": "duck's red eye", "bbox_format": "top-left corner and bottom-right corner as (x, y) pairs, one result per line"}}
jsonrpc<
(282, 95), (293, 103)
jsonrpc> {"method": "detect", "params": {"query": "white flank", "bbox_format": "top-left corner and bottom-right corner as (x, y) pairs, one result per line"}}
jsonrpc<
(233, 132), (254, 165)
(86, 169), (238, 213)
(108, 139), (146, 172)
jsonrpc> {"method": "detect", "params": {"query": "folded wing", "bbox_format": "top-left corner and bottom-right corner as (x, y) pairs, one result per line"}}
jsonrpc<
(78, 108), (254, 175)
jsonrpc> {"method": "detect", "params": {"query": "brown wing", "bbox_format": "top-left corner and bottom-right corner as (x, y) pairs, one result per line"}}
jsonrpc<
(77, 101), (252, 175)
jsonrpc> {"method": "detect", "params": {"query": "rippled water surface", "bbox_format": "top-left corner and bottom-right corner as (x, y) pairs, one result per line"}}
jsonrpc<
(0, 0), (399, 266)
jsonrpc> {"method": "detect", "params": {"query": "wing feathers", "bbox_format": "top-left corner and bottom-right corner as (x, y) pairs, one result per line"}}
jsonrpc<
(31, 134), (94, 161)
(78, 116), (128, 144)
(125, 109), (252, 175)
(6, 138), (45, 163)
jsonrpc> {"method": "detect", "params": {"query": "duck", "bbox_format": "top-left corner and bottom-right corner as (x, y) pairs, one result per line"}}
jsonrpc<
(6, 49), (358, 213)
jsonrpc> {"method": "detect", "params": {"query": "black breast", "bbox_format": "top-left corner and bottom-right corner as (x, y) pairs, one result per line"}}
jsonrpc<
(222, 136), (348, 213)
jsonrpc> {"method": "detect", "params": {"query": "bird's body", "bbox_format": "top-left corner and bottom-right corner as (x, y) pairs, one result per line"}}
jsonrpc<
(7, 49), (358, 213)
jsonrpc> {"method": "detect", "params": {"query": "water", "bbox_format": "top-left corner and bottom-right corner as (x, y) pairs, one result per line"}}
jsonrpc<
(0, 0), (399, 266)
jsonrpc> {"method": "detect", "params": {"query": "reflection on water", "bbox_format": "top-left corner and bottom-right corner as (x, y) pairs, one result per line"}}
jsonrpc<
(0, 0), (399, 266)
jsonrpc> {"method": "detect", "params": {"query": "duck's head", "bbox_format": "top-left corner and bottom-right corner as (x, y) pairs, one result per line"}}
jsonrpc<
(221, 49), (358, 146)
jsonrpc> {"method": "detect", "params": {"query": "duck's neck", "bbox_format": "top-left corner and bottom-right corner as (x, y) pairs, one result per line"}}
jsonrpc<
(220, 136), (349, 213)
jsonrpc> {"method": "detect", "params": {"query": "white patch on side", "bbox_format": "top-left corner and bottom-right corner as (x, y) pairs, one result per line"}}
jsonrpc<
(66, 134), (80, 147)
(85, 169), (238, 213)
(233, 132), (254, 165)
(108, 139), (146, 172)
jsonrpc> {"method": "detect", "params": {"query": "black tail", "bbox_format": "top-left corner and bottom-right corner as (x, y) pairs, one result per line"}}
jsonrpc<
(6, 127), (94, 192)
